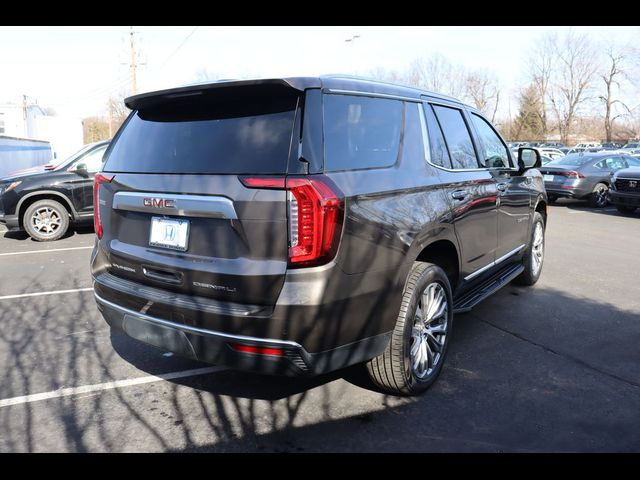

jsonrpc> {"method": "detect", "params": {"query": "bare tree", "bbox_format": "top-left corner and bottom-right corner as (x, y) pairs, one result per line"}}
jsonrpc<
(106, 91), (131, 137)
(599, 45), (630, 142)
(464, 69), (501, 122)
(547, 32), (598, 145)
(528, 34), (555, 138)
(407, 54), (467, 98)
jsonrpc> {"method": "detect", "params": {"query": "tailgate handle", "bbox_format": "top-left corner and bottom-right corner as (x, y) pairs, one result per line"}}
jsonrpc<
(142, 267), (183, 285)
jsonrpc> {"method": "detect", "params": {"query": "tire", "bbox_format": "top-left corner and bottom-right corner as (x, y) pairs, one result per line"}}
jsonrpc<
(514, 211), (545, 286)
(366, 262), (453, 396)
(23, 199), (70, 241)
(616, 205), (637, 214)
(547, 194), (558, 204)
(588, 183), (609, 208)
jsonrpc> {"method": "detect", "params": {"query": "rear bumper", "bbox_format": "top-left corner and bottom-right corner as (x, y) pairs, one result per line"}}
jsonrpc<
(92, 266), (394, 376)
(95, 291), (313, 375)
(609, 191), (640, 207)
(544, 185), (591, 199)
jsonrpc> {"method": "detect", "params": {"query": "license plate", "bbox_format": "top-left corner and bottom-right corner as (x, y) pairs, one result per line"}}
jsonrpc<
(149, 217), (189, 251)
(543, 174), (555, 182)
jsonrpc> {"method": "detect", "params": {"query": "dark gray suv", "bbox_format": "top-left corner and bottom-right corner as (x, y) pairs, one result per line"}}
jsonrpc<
(91, 76), (547, 395)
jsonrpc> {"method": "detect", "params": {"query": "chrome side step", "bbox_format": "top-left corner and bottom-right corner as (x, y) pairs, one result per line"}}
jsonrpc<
(453, 263), (524, 313)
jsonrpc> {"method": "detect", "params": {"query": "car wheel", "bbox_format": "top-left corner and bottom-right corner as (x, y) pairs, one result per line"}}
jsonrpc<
(547, 194), (558, 203)
(588, 183), (609, 208)
(23, 199), (70, 241)
(514, 211), (545, 286)
(366, 262), (453, 396)
(616, 205), (637, 214)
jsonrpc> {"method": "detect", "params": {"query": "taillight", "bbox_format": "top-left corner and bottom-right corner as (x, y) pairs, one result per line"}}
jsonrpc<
(93, 173), (114, 239)
(240, 175), (344, 268)
(551, 170), (585, 179)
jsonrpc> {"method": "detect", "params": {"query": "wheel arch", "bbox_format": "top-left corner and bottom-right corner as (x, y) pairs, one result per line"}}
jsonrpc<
(17, 191), (77, 228)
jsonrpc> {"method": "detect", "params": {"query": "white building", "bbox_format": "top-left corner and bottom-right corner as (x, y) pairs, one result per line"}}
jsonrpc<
(0, 100), (83, 161)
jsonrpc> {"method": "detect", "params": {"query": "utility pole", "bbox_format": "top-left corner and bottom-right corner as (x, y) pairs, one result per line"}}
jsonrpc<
(22, 94), (28, 137)
(129, 26), (138, 95)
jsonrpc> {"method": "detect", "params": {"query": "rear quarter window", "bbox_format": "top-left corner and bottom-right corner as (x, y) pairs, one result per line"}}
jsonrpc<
(323, 94), (403, 171)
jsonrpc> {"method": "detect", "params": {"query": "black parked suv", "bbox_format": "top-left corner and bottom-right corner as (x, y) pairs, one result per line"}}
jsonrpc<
(0, 141), (109, 241)
(609, 166), (640, 214)
(91, 77), (547, 395)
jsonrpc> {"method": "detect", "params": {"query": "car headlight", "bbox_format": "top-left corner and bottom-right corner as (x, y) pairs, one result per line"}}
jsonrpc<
(0, 181), (20, 196)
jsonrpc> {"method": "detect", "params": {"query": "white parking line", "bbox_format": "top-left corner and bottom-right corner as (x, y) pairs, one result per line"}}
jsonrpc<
(0, 246), (93, 257)
(0, 287), (94, 301)
(0, 366), (223, 408)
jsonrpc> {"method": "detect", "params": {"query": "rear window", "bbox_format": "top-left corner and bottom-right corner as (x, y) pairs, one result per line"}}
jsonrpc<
(104, 96), (297, 174)
(323, 94), (403, 171)
(549, 155), (593, 166)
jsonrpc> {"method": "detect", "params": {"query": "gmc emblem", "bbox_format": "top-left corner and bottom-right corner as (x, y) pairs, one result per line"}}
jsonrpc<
(630, 181), (638, 188)
(143, 198), (176, 208)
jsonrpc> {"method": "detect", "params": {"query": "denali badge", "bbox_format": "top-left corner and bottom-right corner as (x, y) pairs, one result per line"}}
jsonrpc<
(143, 198), (176, 208)
(193, 281), (237, 293)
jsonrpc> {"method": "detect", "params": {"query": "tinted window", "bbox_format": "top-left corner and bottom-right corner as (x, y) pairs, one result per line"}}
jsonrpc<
(76, 146), (108, 173)
(104, 97), (297, 174)
(470, 113), (510, 168)
(432, 105), (478, 169)
(423, 104), (452, 169)
(324, 95), (402, 171)
(550, 155), (593, 166)
(625, 156), (640, 166)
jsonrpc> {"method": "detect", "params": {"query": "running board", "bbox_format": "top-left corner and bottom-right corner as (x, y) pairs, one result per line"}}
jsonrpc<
(453, 263), (524, 313)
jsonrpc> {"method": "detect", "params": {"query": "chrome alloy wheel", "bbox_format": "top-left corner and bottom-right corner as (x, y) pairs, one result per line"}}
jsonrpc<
(531, 221), (544, 276)
(594, 185), (609, 207)
(31, 206), (62, 236)
(410, 282), (448, 379)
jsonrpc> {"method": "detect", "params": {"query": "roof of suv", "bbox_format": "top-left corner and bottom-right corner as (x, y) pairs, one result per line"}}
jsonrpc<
(125, 75), (465, 111)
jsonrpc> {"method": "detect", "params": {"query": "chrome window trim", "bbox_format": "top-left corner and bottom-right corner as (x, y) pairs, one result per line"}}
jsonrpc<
(464, 244), (526, 281)
(112, 191), (238, 219)
(322, 88), (422, 103)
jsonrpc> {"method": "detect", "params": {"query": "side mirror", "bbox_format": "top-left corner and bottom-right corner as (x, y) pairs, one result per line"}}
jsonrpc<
(517, 147), (541, 174)
(73, 163), (88, 175)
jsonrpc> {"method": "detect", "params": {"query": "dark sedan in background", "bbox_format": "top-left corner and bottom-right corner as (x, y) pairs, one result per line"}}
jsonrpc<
(610, 166), (640, 214)
(540, 152), (640, 207)
(0, 140), (109, 241)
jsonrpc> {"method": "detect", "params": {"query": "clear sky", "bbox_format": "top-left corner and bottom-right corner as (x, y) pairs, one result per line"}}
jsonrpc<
(1, 26), (638, 119)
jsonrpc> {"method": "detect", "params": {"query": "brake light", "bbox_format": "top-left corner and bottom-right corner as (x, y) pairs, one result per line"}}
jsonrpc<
(229, 343), (284, 357)
(93, 173), (114, 239)
(551, 170), (585, 179)
(239, 175), (344, 267)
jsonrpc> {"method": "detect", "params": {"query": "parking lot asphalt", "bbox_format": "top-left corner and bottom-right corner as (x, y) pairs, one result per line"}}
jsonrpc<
(0, 200), (639, 452)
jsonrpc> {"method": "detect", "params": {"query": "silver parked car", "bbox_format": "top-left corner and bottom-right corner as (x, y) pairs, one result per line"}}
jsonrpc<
(540, 152), (640, 207)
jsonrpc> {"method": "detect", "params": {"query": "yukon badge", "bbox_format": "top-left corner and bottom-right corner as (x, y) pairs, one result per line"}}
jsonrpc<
(143, 198), (176, 208)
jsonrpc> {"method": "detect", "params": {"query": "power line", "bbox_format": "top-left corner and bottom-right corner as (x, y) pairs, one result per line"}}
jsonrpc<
(152, 26), (199, 78)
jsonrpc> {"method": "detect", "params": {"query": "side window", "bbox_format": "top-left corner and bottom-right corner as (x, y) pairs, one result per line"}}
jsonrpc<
(432, 105), (479, 170)
(625, 156), (640, 167)
(423, 104), (452, 169)
(470, 113), (510, 169)
(77, 146), (108, 173)
(324, 95), (403, 171)
(594, 160), (606, 169)
(605, 157), (625, 170)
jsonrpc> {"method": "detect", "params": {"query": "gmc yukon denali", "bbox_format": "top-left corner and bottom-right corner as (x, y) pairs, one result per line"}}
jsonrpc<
(91, 76), (547, 395)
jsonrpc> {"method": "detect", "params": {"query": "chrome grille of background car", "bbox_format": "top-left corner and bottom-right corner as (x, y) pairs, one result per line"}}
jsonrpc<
(615, 179), (640, 192)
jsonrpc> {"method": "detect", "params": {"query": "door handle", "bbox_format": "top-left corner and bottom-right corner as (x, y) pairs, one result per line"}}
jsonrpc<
(451, 190), (468, 200)
(497, 182), (508, 192)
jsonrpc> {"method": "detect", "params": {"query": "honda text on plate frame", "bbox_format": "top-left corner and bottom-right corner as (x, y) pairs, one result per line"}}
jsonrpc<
(149, 217), (190, 251)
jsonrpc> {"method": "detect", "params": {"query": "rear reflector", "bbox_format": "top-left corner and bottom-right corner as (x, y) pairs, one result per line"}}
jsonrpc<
(93, 173), (114, 239)
(229, 343), (284, 356)
(239, 175), (344, 268)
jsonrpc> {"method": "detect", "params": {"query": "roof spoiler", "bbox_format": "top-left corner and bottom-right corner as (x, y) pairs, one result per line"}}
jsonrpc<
(125, 77), (321, 111)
